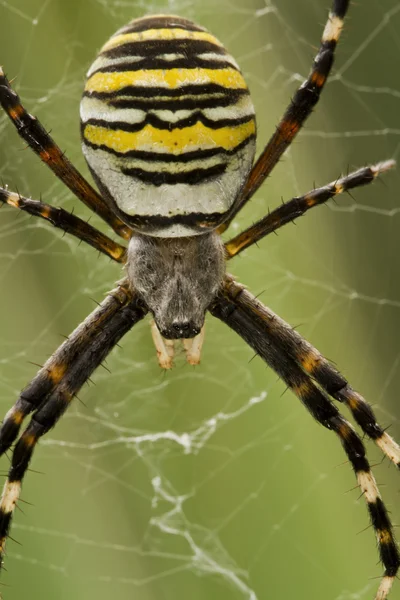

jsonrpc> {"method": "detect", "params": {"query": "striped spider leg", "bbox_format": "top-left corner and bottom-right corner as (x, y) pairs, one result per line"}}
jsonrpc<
(220, 0), (349, 231)
(222, 158), (400, 485)
(0, 280), (147, 563)
(0, 187), (127, 263)
(210, 277), (400, 600)
(0, 67), (131, 240)
(225, 161), (396, 258)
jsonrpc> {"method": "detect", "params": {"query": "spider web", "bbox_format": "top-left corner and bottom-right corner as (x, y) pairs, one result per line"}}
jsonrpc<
(0, 1), (399, 599)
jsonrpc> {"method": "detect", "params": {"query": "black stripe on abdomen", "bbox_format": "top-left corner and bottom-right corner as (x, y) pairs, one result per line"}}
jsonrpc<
(83, 82), (243, 100)
(83, 112), (254, 133)
(120, 15), (207, 34)
(121, 164), (227, 186)
(105, 89), (247, 111)
(101, 39), (227, 59)
(91, 57), (238, 75)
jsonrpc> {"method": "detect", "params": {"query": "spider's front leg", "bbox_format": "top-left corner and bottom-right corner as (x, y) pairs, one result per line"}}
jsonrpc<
(220, 277), (400, 470)
(209, 277), (400, 600)
(0, 281), (147, 567)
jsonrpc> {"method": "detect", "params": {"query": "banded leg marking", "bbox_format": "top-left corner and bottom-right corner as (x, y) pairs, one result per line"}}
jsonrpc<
(0, 67), (131, 240)
(0, 290), (147, 565)
(223, 0), (350, 228)
(210, 281), (400, 599)
(225, 161), (395, 258)
(0, 280), (133, 456)
(221, 277), (400, 469)
(0, 187), (127, 263)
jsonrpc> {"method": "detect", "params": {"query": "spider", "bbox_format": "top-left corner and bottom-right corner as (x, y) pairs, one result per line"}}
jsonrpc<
(0, 1), (399, 597)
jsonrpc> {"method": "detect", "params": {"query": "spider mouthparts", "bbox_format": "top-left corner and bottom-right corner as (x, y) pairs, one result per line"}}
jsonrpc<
(161, 322), (200, 340)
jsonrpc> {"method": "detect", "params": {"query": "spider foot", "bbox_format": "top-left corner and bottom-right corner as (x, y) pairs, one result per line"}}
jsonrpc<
(375, 574), (395, 600)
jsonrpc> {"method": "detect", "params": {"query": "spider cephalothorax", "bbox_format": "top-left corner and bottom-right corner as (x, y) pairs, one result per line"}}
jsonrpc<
(126, 232), (225, 338)
(0, 3), (399, 599)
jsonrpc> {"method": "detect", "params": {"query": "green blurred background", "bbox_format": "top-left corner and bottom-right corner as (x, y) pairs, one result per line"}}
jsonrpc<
(0, 1), (399, 599)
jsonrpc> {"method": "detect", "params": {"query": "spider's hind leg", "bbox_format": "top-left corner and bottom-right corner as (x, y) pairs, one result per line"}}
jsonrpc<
(223, 0), (351, 225)
(0, 67), (131, 239)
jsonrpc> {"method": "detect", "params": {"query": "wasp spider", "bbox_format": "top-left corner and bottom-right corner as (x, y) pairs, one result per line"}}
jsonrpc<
(0, 1), (399, 597)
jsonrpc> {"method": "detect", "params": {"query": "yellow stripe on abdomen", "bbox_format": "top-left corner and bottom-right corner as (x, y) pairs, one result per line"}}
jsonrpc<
(85, 67), (247, 94)
(101, 28), (224, 53)
(83, 120), (256, 154)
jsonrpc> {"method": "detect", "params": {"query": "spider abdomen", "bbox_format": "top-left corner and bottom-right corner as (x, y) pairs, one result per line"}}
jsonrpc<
(80, 14), (256, 237)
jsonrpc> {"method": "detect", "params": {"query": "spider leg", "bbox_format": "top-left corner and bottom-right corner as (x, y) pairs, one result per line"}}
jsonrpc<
(0, 187), (127, 263)
(209, 277), (400, 600)
(0, 279), (139, 456)
(225, 161), (395, 258)
(218, 277), (400, 469)
(221, 0), (350, 230)
(0, 282), (147, 568)
(0, 67), (131, 240)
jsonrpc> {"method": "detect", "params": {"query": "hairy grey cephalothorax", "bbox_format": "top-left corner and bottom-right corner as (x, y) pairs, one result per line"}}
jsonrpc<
(126, 233), (226, 339)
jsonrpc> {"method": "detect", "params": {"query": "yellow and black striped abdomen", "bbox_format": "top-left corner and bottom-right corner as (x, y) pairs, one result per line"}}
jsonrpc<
(80, 15), (256, 236)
